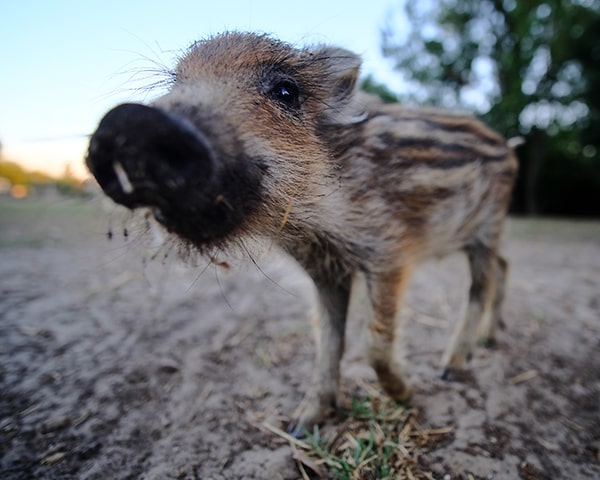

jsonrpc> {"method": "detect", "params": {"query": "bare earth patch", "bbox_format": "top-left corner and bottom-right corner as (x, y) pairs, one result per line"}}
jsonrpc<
(1, 197), (599, 479)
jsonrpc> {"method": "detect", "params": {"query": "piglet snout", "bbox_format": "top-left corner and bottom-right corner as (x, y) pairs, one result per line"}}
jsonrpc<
(86, 103), (215, 211)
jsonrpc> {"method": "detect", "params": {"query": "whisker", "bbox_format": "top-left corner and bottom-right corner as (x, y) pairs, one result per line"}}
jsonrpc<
(186, 260), (213, 293)
(214, 265), (234, 311)
(240, 240), (297, 298)
(266, 198), (294, 253)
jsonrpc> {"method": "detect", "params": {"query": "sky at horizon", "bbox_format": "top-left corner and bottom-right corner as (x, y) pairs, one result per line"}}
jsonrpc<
(0, 0), (407, 179)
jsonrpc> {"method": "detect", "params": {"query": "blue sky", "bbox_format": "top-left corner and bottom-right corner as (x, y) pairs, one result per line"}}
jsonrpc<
(0, 0), (407, 178)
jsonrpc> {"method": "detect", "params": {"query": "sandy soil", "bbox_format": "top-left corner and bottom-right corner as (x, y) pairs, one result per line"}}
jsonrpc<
(1, 196), (599, 479)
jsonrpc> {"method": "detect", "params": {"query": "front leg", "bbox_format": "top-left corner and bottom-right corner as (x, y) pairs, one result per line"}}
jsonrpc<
(287, 275), (351, 437)
(367, 268), (412, 402)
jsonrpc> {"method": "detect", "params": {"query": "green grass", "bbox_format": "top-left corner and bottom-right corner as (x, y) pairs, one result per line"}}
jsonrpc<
(303, 396), (420, 480)
(267, 383), (451, 480)
(0, 195), (96, 213)
(0, 196), (109, 248)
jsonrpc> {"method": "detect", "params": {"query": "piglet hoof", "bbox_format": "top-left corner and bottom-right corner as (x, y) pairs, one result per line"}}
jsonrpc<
(379, 382), (411, 405)
(286, 408), (328, 439)
(373, 363), (411, 403)
(478, 336), (498, 349)
(440, 367), (458, 382)
(286, 393), (334, 439)
(440, 352), (472, 382)
(440, 367), (474, 383)
(286, 421), (309, 439)
(440, 348), (472, 376)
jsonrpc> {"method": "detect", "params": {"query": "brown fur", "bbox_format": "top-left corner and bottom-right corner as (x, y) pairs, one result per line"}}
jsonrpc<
(86, 32), (518, 435)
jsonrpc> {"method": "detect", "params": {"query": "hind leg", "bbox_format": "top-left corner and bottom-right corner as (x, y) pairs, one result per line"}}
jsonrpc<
(366, 268), (412, 402)
(477, 254), (508, 344)
(441, 243), (499, 377)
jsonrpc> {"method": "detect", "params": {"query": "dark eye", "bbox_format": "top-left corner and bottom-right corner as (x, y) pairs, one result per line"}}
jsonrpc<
(271, 80), (300, 108)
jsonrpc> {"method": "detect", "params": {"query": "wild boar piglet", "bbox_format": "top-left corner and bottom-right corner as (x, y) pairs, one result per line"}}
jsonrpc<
(86, 32), (518, 436)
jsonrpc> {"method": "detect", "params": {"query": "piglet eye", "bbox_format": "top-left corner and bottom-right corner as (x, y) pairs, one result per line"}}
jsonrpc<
(271, 80), (300, 108)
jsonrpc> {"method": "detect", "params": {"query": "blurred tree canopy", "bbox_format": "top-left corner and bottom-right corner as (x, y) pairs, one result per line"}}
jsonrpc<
(378, 0), (600, 215)
(0, 160), (53, 186)
(361, 74), (400, 103)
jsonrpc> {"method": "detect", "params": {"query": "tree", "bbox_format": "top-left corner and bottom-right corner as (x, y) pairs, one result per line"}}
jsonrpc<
(361, 74), (400, 103)
(382, 0), (600, 215)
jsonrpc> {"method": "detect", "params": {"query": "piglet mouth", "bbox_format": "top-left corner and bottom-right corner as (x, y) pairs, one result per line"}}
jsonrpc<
(86, 103), (217, 227)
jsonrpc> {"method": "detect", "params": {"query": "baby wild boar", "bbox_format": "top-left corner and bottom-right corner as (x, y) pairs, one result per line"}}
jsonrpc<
(86, 32), (518, 435)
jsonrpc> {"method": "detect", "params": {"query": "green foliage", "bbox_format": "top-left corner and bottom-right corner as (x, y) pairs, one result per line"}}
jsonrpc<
(360, 74), (399, 103)
(383, 0), (600, 215)
(0, 159), (87, 198)
(0, 161), (31, 185)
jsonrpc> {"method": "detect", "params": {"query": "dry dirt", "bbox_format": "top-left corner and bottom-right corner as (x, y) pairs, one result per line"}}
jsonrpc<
(1, 196), (599, 479)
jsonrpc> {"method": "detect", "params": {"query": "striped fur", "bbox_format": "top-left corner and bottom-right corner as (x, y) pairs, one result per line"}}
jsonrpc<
(87, 33), (518, 435)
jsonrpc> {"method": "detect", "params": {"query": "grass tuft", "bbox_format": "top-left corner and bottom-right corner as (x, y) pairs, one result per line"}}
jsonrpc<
(265, 381), (452, 479)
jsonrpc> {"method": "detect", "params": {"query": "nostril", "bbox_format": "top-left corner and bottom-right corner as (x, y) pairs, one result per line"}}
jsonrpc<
(86, 102), (217, 209)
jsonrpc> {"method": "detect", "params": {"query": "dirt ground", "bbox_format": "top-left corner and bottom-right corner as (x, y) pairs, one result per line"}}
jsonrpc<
(1, 195), (599, 479)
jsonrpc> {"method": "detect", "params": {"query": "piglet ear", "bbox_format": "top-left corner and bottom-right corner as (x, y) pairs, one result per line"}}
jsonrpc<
(314, 46), (362, 103)
(307, 46), (364, 125)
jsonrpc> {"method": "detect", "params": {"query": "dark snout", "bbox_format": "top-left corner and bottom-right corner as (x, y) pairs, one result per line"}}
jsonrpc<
(86, 103), (215, 211)
(86, 103), (263, 246)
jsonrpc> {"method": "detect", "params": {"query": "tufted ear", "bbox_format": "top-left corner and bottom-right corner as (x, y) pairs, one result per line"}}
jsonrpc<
(306, 46), (364, 124)
(312, 46), (362, 103)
